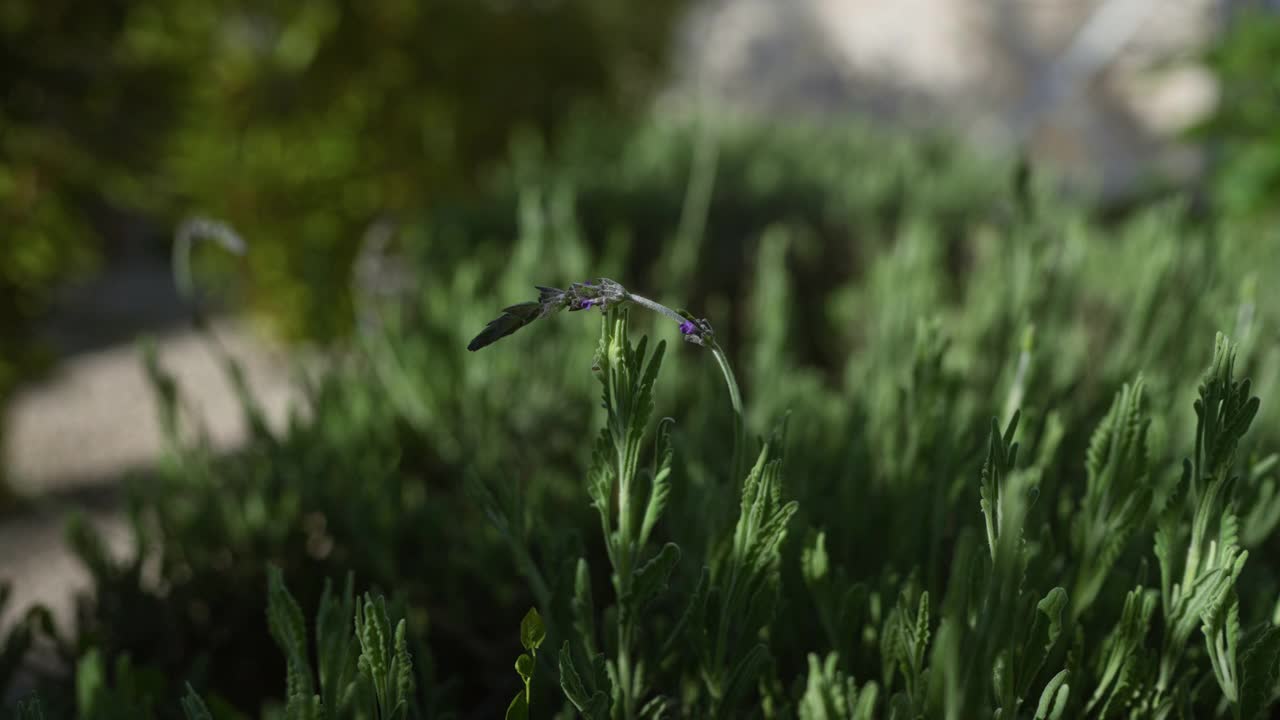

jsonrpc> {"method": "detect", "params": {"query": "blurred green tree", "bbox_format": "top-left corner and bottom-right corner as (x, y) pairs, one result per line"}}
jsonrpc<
(157, 0), (687, 339)
(0, 0), (685, 501)
(0, 0), (686, 345)
(1196, 6), (1280, 224)
(1, 0), (190, 497)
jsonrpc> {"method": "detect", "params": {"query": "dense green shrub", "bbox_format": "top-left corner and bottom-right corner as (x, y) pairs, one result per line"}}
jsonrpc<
(4, 120), (1280, 718)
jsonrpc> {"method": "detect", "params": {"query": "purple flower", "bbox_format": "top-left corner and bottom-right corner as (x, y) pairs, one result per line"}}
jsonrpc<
(679, 320), (697, 335)
(580, 299), (597, 310)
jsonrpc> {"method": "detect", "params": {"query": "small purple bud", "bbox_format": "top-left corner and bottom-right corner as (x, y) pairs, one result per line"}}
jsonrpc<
(580, 299), (595, 310)
(679, 320), (696, 335)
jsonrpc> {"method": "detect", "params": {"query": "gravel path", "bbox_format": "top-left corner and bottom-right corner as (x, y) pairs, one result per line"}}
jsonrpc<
(1, 257), (305, 642)
(3, 319), (301, 498)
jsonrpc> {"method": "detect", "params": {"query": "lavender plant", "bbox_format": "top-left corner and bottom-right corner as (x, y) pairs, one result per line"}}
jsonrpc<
(469, 293), (800, 718)
(468, 279), (746, 482)
(262, 567), (421, 720)
(7, 121), (1280, 720)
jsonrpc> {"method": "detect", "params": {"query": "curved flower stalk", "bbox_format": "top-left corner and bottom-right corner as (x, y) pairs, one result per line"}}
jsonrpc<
(468, 278), (746, 480)
(172, 215), (248, 304)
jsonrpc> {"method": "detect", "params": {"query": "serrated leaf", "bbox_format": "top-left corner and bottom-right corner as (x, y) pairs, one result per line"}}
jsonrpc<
(559, 642), (589, 707)
(267, 566), (315, 704)
(1089, 586), (1155, 713)
(629, 543), (680, 610)
(316, 574), (357, 715)
(639, 418), (675, 547)
(559, 641), (612, 720)
(1239, 626), (1280, 720)
(354, 594), (412, 720)
(356, 595), (391, 688)
(391, 618), (414, 717)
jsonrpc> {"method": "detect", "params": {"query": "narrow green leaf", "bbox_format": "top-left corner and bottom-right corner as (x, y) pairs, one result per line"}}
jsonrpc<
(1034, 670), (1070, 720)
(180, 684), (214, 720)
(639, 418), (675, 547)
(1037, 588), (1068, 654)
(629, 543), (681, 609)
(572, 558), (598, 656)
(391, 618), (414, 718)
(639, 695), (669, 720)
(267, 565), (315, 703)
(76, 648), (104, 719)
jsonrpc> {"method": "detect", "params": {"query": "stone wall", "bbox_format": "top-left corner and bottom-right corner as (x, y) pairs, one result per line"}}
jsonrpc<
(667, 0), (1227, 199)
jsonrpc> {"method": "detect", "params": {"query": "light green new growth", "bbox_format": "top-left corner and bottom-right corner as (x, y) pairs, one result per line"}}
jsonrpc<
(798, 652), (878, 720)
(506, 607), (545, 720)
(263, 567), (414, 720)
(355, 594), (414, 720)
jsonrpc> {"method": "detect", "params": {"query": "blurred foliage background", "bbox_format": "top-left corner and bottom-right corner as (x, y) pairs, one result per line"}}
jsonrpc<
(1196, 4), (1280, 226)
(0, 0), (685, 363)
(0, 0), (683, 503)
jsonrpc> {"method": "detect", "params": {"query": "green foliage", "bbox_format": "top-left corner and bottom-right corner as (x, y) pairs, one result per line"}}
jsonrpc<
(179, 685), (212, 720)
(1197, 7), (1280, 223)
(584, 306), (679, 719)
(559, 640), (612, 720)
(354, 594), (414, 720)
(0, 0), (687, 341)
(1074, 380), (1152, 620)
(797, 653), (877, 720)
(507, 608), (545, 720)
(10, 696), (45, 720)
(6, 119), (1280, 719)
(263, 568), (422, 720)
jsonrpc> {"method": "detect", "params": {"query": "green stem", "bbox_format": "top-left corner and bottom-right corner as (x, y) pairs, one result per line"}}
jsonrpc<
(711, 342), (746, 485)
(625, 293), (687, 325)
(624, 292), (747, 482)
(515, 545), (552, 615)
(618, 621), (636, 720)
(172, 216), (247, 304)
(612, 366), (639, 720)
